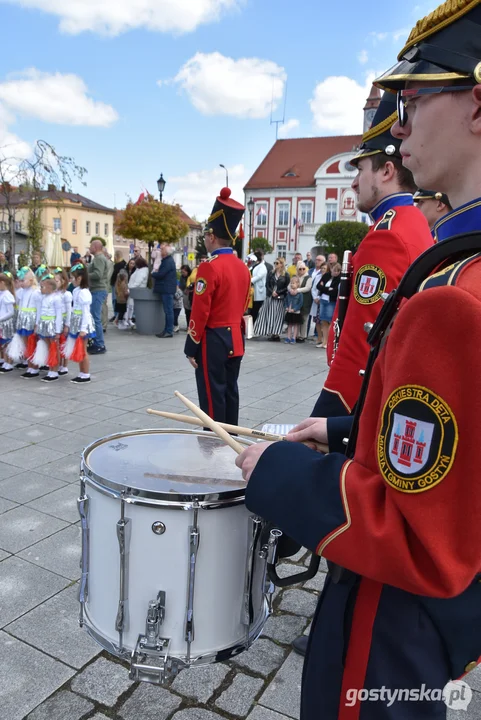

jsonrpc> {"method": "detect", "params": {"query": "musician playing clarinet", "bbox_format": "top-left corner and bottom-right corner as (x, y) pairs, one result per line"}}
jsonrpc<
(310, 92), (433, 421)
(237, 1), (481, 717)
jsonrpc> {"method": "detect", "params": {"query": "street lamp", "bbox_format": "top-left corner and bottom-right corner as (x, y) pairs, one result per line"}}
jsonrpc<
(157, 173), (166, 202)
(219, 164), (228, 188)
(247, 197), (254, 254)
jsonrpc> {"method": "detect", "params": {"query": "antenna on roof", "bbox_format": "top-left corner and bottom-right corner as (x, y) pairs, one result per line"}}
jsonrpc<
(270, 78), (287, 141)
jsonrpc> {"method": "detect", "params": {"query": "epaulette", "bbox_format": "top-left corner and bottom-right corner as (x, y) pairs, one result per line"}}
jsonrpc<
(418, 252), (481, 292)
(205, 255), (218, 263)
(374, 209), (396, 231)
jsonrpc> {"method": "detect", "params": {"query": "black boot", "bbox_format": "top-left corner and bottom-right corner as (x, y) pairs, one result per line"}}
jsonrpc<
(292, 635), (308, 656)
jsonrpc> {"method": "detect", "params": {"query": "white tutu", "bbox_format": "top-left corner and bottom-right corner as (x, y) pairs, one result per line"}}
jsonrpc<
(30, 338), (49, 367)
(62, 335), (76, 360)
(7, 333), (26, 363)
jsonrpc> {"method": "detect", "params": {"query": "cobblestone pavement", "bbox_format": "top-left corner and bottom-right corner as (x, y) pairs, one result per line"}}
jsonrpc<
(1, 325), (480, 720)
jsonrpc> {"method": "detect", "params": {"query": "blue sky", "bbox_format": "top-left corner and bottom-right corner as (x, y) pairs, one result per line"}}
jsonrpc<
(0, 0), (435, 220)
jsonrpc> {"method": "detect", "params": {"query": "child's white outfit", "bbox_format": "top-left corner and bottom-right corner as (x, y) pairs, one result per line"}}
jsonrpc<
(8, 286), (41, 365)
(36, 292), (63, 339)
(0, 290), (15, 345)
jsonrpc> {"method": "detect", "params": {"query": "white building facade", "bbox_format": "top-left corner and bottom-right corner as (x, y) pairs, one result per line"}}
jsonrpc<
(243, 88), (381, 263)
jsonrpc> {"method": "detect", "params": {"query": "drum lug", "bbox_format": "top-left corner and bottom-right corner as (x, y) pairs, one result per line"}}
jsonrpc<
(130, 591), (175, 685)
(243, 515), (263, 629)
(184, 508), (200, 660)
(77, 479), (89, 629)
(115, 504), (132, 648)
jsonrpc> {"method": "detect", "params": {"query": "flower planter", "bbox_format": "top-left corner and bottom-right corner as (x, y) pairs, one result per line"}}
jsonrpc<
(129, 287), (165, 335)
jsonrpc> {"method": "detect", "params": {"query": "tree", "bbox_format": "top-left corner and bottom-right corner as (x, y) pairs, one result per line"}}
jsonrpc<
(315, 221), (369, 257)
(116, 195), (189, 265)
(195, 231), (207, 262)
(0, 140), (87, 263)
(250, 236), (273, 255)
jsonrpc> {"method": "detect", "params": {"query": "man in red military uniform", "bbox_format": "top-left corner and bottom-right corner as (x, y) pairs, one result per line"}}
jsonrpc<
(311, 91), (434, 420)
(413, 189), (452, 233)
(236, 0), (481, 717)
(292, 91), (434, 659)
(184, 187), (251, 424)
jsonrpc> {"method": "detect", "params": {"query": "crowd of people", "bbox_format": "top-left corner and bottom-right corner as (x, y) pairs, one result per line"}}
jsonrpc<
(245, 249), (341, 350)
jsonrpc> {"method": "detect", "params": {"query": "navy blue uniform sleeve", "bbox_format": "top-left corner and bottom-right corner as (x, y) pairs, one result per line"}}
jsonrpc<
(327, 416), (354, 453)
(244, 441), (348, 554)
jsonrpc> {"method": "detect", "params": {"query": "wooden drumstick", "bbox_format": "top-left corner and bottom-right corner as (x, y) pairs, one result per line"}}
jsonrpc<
(173, 391), (245, 455)
(146, 409), (286, 441)
(147, 408), (329, 454)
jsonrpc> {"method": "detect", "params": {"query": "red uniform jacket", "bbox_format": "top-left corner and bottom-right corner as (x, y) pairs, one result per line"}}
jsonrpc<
(325, 203), (433, 412)
(184, 252), (251, 358)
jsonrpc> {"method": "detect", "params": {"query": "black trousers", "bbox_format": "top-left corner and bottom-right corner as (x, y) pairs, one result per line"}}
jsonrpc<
(251, 300), (264, 325)
(195, 329), (242, 424)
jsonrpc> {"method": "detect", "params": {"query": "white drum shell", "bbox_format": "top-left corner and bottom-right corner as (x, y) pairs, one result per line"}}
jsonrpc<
(85, 483), (265, 657)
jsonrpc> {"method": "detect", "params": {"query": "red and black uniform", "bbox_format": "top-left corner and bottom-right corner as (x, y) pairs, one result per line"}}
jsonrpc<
(184, 248), (251, 424)
(312, 194), (433, 418)
(246, 199), (481, 718)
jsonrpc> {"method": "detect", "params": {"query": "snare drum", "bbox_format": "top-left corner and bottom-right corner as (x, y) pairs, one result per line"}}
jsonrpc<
(78, 429), (273, 684)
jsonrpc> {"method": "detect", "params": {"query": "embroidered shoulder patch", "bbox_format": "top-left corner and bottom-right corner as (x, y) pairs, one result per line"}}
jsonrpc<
(354, 264), (387, 304)
(195, 278), (207, 295)
(374, 209), (396, 231)
(377, 385), (458, 493)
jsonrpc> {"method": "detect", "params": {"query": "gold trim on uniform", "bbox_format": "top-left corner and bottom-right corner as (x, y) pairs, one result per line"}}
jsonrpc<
(433, 199), (481, 241)
(400, 0), (478, 59)
(317, 460), (353, 557)
(187, 320), (200, 344)
(374, 209), (397, 231)
(376, 72), (469, 92)
(362, 111), (398, 142)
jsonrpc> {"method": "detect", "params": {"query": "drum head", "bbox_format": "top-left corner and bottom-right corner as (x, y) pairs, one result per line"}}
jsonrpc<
(82, 429), (249, 501)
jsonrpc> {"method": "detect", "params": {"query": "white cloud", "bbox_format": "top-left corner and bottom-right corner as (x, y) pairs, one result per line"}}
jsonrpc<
(309, 73), (375, 134)
(278, 119), (300, 138)
(358, 49), (369, 65)
(167, 164), (250, 221)
(6, 0), (240, 36)
(168, 52), (286, 118)
(0, 69), (118, 127)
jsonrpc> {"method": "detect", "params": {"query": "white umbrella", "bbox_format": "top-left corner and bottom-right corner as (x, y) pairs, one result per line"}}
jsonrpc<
(46, 230), (64, 267)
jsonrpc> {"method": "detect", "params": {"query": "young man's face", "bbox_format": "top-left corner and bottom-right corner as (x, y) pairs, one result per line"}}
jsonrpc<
(392, 81), (474, 197)
(352, 158), (384, 213)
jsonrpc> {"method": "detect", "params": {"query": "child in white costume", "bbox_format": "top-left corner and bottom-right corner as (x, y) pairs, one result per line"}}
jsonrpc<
(63, 263), (95, 383)
(53, 268), (72, 376)
(0, 272), (16, 373)
(32, 275), (63, 382)
(8, 267), (41, 376)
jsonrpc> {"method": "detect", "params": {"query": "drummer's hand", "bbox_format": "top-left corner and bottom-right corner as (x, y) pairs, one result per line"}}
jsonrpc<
(286, 418), (328, 450)
(236, 442), (274, 483)
(187, 356), (198, 369)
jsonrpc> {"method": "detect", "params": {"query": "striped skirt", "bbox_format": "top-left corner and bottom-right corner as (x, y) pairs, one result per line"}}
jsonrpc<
(254, 296), (285, 337)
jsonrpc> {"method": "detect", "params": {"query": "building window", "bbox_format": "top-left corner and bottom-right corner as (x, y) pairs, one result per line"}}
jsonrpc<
(15, 221), (22, 231)
(299, 202), (313, 224)
(86, 221), (91, 234)
(104, 223), (109, 236)
(95, 222), (100, 235)
(53, 217), (61, 231)
(326, 203), (337, 223)
(72, 219), (77, 234)
(277, 202), (290, 226)
(255, 202), (268, 227)
(276, 243), (287, 259)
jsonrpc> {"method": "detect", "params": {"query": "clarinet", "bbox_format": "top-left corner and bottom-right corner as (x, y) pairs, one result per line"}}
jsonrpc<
(331, 250), (353, 363)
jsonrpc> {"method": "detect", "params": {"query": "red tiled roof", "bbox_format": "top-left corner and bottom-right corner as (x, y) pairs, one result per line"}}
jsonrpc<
(177, 207), (202, 229)
(244, 136), (363, 190)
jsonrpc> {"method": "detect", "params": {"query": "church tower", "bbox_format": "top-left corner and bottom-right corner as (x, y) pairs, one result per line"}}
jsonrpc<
(363, 85), (382, 133)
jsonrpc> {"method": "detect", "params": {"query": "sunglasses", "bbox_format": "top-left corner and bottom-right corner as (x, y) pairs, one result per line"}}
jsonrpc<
(396, 85), (474, 127)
